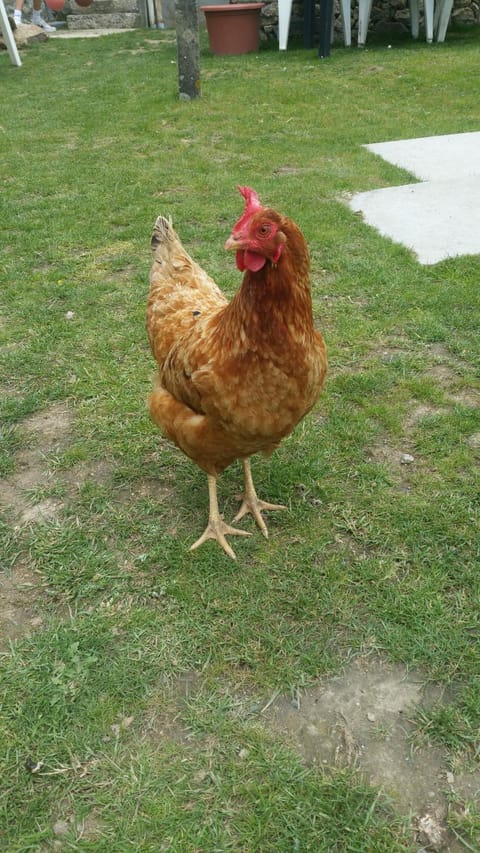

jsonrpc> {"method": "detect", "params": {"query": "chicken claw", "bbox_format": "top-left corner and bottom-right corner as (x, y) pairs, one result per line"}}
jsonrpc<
(190, 474), (251, 560)
(190, 519), (251, 560)
(234, 459), (286, 539)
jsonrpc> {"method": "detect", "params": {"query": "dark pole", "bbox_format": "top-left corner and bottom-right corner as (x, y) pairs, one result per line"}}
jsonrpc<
(303, 0), (315, 48)
(318, 0), (333, 57)
(175, 0), (201, 99)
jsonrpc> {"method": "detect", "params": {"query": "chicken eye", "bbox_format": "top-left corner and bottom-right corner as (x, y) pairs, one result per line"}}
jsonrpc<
(257, 223), (272, 239)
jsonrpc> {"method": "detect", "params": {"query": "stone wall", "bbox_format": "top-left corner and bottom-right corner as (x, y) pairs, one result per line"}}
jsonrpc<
(4, 0), (142, 28)
(65, 0), (142, 31)
(260, 0), (480, 42)
(13, 0), (476, 35)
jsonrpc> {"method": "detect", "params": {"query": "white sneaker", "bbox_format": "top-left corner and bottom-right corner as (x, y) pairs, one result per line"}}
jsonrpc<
(32, 16), (56, 32)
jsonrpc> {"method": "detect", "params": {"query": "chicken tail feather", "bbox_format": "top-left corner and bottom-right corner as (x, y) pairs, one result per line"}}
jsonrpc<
(151, 215), (174, 254)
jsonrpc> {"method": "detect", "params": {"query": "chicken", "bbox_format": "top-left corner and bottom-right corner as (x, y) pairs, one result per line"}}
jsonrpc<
(146, 186), (327, 559)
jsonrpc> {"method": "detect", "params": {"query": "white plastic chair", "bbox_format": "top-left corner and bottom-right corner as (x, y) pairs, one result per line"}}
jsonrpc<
(278, 0), (352, 50)
(338, 0), (351, 45)
(358, 0), (454, 46)
(409, 0), (434, 41)
(278, 0), (292, 49)
(278, 0), (453, 52)
(0, 0), (22, 65)
(434, 0), (454, 41)
(357, 0), (372, 45)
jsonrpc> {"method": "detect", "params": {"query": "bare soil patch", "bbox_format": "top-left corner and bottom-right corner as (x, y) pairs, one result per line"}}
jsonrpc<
(141, 671), (201, 748)
(364, 437), (419, 494)
(0, 562), (45, 648)
(0, 402), (118, 529)
(141, 663), (479, 851)
(0, 403), (84, 647)
(403, 403), (449, 431)
(0, 402), (115, 643)
(261, 658), (480, 852)
(364, 338), (479, 492)
(0, 402), (74, 526)
(467, 432), (480, 450)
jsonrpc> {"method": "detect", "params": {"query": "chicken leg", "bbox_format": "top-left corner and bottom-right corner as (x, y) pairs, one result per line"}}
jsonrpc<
(190, 474), (251, 560)
(234, 459), (286, 538)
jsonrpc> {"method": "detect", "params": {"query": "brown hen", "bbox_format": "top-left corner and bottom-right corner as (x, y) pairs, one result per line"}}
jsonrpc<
(146, 186), (327, 558)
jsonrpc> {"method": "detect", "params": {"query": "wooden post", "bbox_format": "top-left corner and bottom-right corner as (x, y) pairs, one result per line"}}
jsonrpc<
(175, 0), (201, 100)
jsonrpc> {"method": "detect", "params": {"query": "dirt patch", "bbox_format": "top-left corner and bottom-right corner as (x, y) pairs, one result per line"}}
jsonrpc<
(364, 336), (479, 490)
(0, 402), (74, 526)
(139, 662), (479, 850)
(424, 343), (479, 406)
(403, 403), (449, 431)
(42, 806), (106, 849)
(141, 671), (200, 748)
(103, 263), (137, 284)
(273, 165), (305, 176)
(449, 389), (480, 408)
(21, 403), (73, 445)
(0, 404), (75, 648)
(261, 658), (480, 851)
(0, 402), (117, 645)
(364, 437), (419, 493)
(0, 403), (119, 528)
(428, 363), (459, 384)
(467, 432), (480, 450)
(61, 458), (115, 493)
(0, 562), (45, 648)
(114, 474), (177, 505)
(0, 400), (178, 645)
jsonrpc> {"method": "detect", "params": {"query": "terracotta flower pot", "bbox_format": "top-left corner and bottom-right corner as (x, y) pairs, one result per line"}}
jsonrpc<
(200, 3), (264, 56)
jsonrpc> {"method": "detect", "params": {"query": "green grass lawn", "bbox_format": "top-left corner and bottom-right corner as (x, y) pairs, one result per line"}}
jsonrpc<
(1, 24), (479, 850)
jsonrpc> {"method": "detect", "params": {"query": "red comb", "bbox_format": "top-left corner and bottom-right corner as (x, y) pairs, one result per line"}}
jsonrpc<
(233, 186), (263, 234)
(237, 185), (262, 212)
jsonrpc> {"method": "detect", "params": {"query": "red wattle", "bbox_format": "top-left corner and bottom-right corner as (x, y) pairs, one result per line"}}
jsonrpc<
(236, 250), (267, 272)
(245, 251), (266, 272)
(236, 251), (246, 271)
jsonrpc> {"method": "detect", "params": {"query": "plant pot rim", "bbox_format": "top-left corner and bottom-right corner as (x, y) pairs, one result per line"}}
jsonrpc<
(200, 3), (264, 10)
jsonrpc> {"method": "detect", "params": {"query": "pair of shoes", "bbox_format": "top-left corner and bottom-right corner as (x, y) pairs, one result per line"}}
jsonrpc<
(32, 16), (56, 32)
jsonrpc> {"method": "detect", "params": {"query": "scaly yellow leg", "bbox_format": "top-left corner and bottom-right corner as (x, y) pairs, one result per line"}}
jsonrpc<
(233, 459), (286, 539)
(190, 474), (251, 560)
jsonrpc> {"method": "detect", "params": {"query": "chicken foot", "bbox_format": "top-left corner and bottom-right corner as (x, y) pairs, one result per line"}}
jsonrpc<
(234, 459), (286, 539)
(190, 474), (251, 560)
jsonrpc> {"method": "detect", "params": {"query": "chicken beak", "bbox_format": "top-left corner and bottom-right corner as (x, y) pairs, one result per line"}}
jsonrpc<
(224, 235), (243, 251)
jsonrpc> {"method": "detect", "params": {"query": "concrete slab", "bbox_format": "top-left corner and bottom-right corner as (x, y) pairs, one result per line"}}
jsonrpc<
(349, 131), (480, 265)
(366, 131), (480, 182)
(349, 176), (480, 266)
